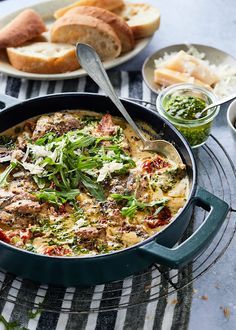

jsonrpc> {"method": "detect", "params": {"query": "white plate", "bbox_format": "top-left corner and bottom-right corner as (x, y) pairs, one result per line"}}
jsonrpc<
(142, 43), (236, 94)
(0, 0), (151, 80)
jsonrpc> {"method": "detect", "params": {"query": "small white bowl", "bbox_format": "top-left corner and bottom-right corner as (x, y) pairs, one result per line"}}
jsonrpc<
(227, 100), (236, 140)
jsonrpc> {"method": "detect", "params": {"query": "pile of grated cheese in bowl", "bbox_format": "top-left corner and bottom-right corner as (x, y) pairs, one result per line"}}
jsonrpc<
(154, 46), (236, 98)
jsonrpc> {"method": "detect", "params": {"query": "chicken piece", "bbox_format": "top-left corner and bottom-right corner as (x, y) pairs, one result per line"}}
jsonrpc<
(32, 112), (80, 140)
(76, 226), (104, 239)
(5, 200), (41, 214)
(0, 210), (38, 228)
(16, 131), (32, 150)
(8, 178), (37, 194)
(0, 189), (15, 207)
(0, 147), (12, 163)
(0, 211), (13, 225)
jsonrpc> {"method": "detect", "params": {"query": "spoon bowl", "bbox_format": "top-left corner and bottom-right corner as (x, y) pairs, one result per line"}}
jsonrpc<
(76, 43), (183, 165)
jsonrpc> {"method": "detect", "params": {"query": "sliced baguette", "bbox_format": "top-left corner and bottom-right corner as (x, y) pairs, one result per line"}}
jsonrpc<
(7, 42), (79, 74)
(113, 3), (160, 39)
(51, 14), (121, 60)
(64, 6), (134, 53)
(0, 9), (46, 49)
(54, 0), (124, 19)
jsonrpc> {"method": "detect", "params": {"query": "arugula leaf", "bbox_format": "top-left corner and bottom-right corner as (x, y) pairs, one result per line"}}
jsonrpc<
(0, 162), (17, 187)
(24, 126), (135, 200)
(78, 172), (105, 201)
(35, 132), (57, 145)
(111, 193), (168, 218)
(36, 188), (80, 206)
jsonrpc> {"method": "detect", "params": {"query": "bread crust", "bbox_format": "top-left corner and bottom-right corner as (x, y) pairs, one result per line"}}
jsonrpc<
(113, 3), (160, 39)
(51, 14), (122, 60)
(0, 9), (46, 49)
(64, 6), (134, 53)
(54, 0), (124, 19)
(7, 43), (79, 74)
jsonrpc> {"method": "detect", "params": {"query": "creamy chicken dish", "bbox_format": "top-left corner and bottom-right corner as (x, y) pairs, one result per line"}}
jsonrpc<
(0, 111), (188, 256)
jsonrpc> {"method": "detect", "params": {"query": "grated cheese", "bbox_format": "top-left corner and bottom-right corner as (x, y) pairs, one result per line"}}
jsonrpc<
(97, 161), (124, 182)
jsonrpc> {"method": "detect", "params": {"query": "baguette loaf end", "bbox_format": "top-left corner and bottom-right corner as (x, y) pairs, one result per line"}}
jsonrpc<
(0, 9), (46, 49)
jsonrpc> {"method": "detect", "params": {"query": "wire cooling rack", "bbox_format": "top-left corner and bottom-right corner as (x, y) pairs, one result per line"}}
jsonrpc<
(0, 99), (235, 314)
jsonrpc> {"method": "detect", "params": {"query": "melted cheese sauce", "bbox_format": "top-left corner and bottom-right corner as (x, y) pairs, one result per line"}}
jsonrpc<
(0, 111), (189, 257)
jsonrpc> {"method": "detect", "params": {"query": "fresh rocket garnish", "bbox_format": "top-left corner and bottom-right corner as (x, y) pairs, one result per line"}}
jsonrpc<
(18, 128), (134, 202)
(111, 193), (168, 218)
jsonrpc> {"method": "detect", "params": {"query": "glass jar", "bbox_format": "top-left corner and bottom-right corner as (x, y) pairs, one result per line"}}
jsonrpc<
(156, 83), (219, 148)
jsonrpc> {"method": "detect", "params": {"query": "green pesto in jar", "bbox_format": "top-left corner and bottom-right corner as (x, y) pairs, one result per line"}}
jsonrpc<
(175, 122), (212, 147)
(163, 95), (206, 120)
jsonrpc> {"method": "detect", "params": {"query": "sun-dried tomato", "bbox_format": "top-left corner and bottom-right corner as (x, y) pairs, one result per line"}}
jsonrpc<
(0, 228), (10, 243)
(44, 245), (72, 256)
(142, 156), (170, 173)
(19, 229), (31, 242)
(145, 207), (172, 229)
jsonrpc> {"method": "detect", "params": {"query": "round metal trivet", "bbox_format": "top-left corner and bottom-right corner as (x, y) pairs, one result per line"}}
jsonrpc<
(0, 100), (235, 315)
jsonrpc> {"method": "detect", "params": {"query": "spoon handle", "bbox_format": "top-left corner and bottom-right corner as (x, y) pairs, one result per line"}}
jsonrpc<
(206, 92), (236, 111)
(76, 43), (147, 143)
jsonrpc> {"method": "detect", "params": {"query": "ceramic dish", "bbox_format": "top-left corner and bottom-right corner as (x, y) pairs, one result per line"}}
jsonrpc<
(227, 99), (236, 140)
(0, 0), (151, 80)
(142, 44), (236, 95)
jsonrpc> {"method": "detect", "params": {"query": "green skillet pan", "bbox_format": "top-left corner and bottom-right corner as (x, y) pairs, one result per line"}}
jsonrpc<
(0, 92), (229, 286)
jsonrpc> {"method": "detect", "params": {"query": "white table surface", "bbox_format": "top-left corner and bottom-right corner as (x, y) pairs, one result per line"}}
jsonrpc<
(0, 1), (236, 329)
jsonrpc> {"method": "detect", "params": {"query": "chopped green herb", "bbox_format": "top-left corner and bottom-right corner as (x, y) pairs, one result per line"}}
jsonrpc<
(111, 193), (168, 218)
(36, 188), (80, 206)
(0, 162), (17, 187)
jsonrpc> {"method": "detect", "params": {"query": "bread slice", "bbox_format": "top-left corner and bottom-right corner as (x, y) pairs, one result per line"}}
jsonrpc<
(113, 3), (160, 39)
(54, 0), (124, 19)
(64, 6), (134, 53)
(7, 42), (79, 74)
(51, 14), (121, 60)
(0, 9), (46, 49)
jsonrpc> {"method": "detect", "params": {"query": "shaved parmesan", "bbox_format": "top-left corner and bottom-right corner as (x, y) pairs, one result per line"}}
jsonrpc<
(97, 161), (124, 182)
(21, 162), (44, 175)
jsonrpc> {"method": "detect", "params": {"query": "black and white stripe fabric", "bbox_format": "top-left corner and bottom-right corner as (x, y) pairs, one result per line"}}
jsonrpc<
(0, 72), (192, 330)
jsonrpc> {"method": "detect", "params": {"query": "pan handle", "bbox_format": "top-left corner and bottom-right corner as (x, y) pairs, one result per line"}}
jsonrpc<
(139, 186), (229, 268)
(0, 94), (20, 110)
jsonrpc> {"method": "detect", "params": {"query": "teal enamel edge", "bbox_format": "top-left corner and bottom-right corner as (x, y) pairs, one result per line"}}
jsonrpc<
(139, 186), (230, 268)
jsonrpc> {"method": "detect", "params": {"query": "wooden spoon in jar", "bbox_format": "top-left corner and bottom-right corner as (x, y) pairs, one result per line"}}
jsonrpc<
(76, 43), (183, 165)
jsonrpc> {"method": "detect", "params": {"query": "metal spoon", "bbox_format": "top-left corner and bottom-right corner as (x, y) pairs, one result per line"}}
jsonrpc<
(195, 92), (236, 118)
(76, 43), (183, 164)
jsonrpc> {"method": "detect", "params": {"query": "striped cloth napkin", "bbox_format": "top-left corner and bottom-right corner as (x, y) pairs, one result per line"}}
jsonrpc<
(0, 72), (192, 330)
